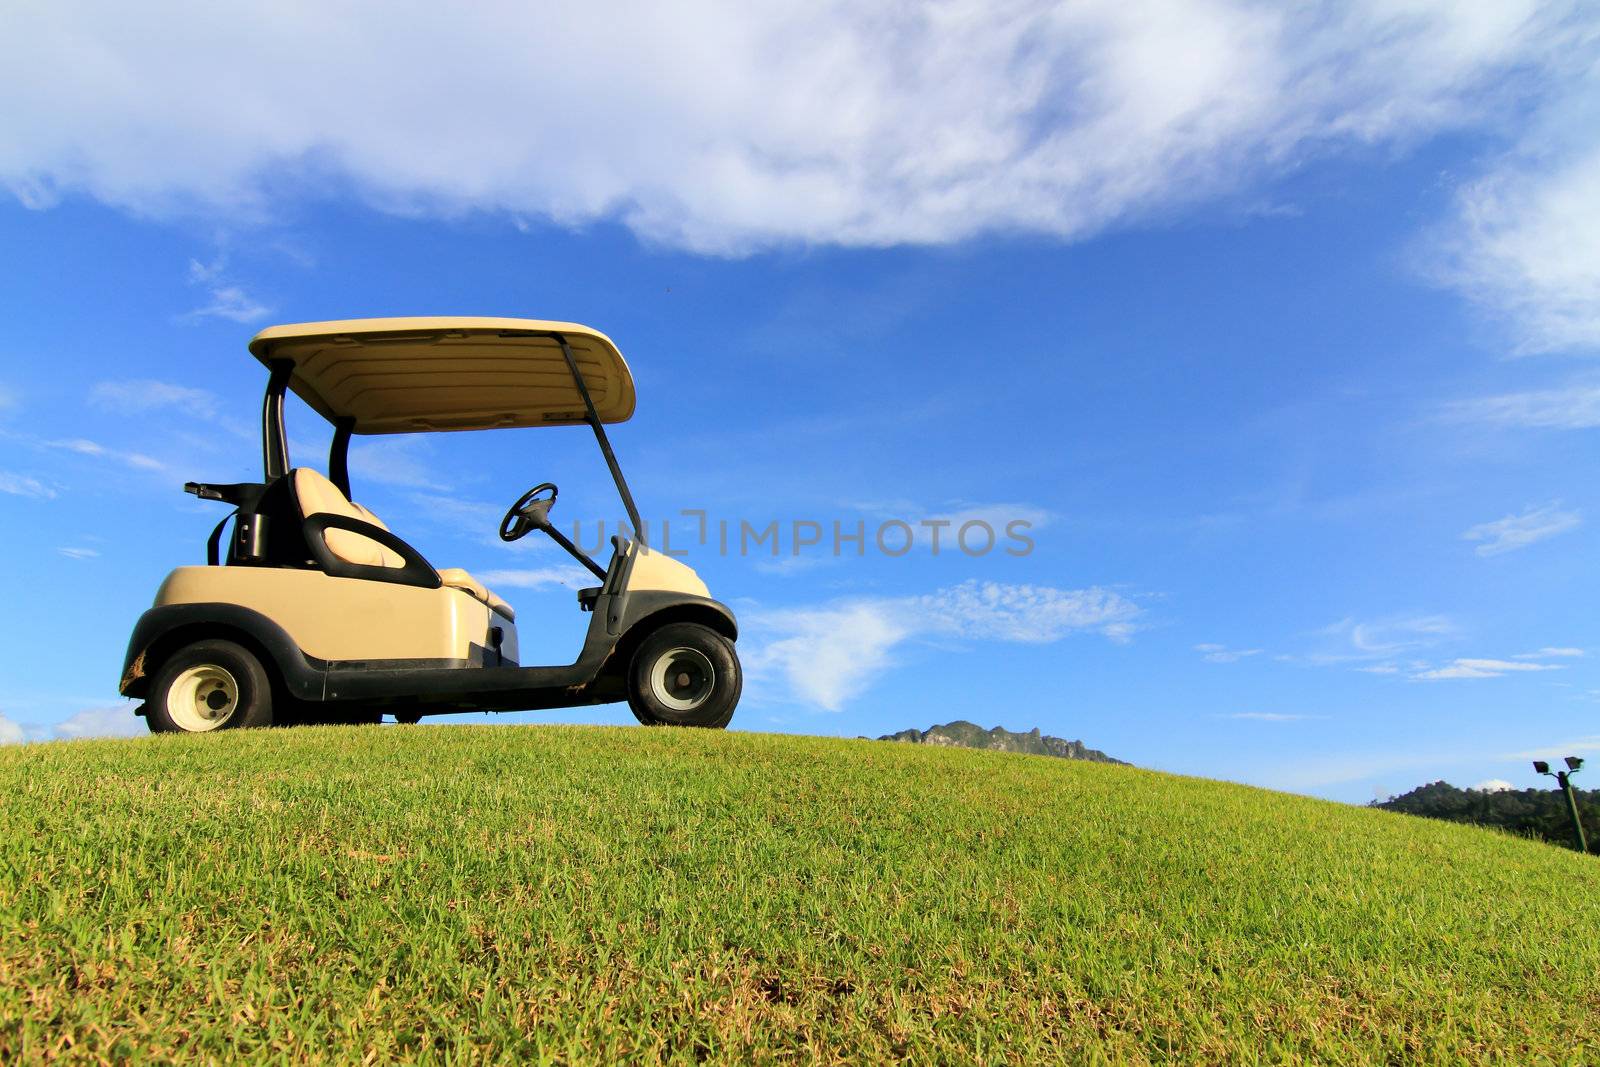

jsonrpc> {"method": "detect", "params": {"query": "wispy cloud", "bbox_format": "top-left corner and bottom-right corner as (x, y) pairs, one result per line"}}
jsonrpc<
(0, 704), (143, 744)
(1430, 129), (1600, 354)
(913, 582), (1137, 644)
(748, 604), (910, 712)
(1462, 502), (1581, 556)
(349, 438), (442, 490)
(51, 705), (144, 740)
(748, 580), (1139, 710)
(56, 547), (99, 560)
(1195, 643), (1263, 664)
(1414, 657), (1565, 681)
(1516, 646), (1585, 659)
(0, 472), (56, 499)
(0, 3), (1588, 259)
(182, 258), (269, 323)
(1305, 615), (1457, 665)
(90, 379), (221, 420)
(45, 437), (166, 472)
(1445, 380), (1600, 429)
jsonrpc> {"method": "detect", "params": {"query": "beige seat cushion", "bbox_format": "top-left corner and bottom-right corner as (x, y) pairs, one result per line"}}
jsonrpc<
(293, 468), (405, 569)
(437, 567), (516, 621)
(294, 469), (515, 620)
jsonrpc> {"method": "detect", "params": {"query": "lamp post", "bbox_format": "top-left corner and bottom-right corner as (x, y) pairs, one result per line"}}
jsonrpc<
(1533, 757), (1589, 855)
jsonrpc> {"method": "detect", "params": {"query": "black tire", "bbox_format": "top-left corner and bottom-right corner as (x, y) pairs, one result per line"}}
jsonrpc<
(626, 622), (740, 728)
(394, 711), (423, 725)
(144, 639), (275, 734)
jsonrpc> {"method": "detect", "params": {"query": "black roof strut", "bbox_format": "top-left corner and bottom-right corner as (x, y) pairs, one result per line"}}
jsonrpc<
(262, 359), (293, 481)
(552, 333), (645, 546)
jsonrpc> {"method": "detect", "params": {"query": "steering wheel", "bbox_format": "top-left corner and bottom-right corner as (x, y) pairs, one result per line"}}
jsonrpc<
(499, 482), (559, 542)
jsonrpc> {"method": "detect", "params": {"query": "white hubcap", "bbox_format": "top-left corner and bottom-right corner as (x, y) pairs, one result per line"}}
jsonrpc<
(648, 647), (715, 712)
(165, 664), (240, 732)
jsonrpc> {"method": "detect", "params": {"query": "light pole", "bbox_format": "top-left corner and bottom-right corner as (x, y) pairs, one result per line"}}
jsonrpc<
(1533, 757), (1589, 855)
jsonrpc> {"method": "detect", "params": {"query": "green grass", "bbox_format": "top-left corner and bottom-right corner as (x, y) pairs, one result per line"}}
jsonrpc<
(2, 726), (1598, 1064)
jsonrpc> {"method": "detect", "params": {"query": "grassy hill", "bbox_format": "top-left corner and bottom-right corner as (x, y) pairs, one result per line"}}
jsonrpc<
(3, 726), (1598, 1064)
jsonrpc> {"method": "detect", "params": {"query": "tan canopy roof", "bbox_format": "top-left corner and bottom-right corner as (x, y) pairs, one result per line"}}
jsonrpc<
(248, 317), (636, 434)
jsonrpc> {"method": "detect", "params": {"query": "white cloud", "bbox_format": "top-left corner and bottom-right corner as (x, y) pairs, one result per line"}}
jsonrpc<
(1195, 643), (1263, 663)
(1447, 381), (1600, 429)
(0, 472), (56, 499)
(1415, 657), (1565, 680)
(749, 604), (912, 711)
(0, 706), (140, 744)
(1462, 501), (1581, 556)
(45, 437), (166, 472)
(1431, 122), (1600, 353)
(57, 547), (99, 560)
(90, 379), (220, 420)
(0, 384), (15, 413)
(914, 581), (1137, 643)
(0, 2), (1587, 260)
(52, 705), (144, 740)
(1348, 616), (1457, 655)
(1355, 664), (1401, 674)
(1469, 778), (1514, 792)
(748, 579), (1138, 709)
(1309, 615), (1457, 663)
(1516, 646), (1585, 659)
(181, 258), (269, 323)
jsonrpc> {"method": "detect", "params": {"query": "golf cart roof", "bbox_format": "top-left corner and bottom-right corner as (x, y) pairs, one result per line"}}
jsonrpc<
(248, 317), (635, 434)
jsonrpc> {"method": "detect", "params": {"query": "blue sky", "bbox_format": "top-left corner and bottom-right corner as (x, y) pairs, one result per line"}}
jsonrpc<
(2, 2), (1597, 802)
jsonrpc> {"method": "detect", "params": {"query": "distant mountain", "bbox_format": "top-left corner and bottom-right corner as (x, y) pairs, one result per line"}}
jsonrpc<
(877, 720), (1127, 765)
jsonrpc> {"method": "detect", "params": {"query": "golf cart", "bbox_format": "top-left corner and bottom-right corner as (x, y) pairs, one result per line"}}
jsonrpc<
(118, 317), (741, 732)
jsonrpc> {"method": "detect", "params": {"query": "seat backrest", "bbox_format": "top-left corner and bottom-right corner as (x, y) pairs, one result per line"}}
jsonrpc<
(292, 468), (405, 569)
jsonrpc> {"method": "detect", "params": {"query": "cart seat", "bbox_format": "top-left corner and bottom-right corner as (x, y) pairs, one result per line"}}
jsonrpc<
(436, 568), (516, 621)
(292, 469), (515, 621)
(293, 468), (406, 568)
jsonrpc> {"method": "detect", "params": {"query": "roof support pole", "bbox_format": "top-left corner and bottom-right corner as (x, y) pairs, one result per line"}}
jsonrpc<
(553, 334), (645, 545)
(262, 360), (294, 481)
(328, 417), (355, 498)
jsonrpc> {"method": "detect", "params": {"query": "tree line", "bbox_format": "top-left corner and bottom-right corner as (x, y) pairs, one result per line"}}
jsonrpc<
(1372, 780), (1598, 854)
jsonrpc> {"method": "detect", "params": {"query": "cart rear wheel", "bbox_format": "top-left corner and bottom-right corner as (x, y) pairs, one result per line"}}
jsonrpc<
(627, 622), (740, 728)
(145, 640), (274, 734)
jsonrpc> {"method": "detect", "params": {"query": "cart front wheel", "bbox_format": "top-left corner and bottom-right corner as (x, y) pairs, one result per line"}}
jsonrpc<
(627, 622), (740, 728)
(145, 639), (275, 734)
